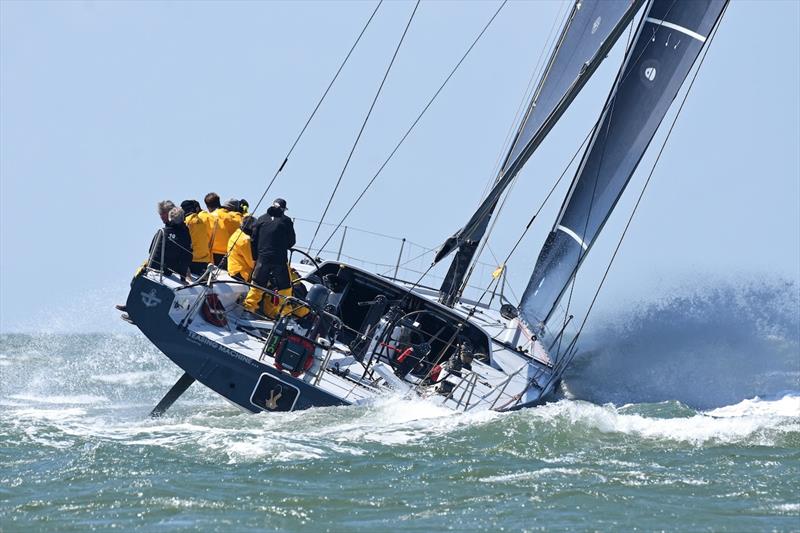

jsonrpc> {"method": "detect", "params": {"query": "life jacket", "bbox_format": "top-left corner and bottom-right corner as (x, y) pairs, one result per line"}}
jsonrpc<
(227, 229), (255, 281)
(184, 211), (213, 263)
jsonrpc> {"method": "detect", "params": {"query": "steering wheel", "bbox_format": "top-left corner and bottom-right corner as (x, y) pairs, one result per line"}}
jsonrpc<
(288, 248), (321, 271)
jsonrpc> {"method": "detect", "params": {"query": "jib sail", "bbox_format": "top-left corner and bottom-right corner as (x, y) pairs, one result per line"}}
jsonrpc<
(518, 0), (728, 340)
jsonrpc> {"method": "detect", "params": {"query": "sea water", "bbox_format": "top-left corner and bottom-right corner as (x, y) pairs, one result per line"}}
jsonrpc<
(1, 285), (798, 531)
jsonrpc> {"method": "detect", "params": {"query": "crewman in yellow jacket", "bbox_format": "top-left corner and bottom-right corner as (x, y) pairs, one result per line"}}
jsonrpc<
(204, 193), (244, 268)
(181, 200), (213, 276)
(227, 216), (256, 282)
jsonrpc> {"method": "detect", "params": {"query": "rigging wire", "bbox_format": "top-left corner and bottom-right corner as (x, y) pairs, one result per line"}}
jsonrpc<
(551, 0), (680, 358)
(545, 0), (728, 391)
(314, 0), (509, 255)
(479, 0), (573, 202)
(470, 125), (594, 307)
(249, 0), (383, 218)
(309, 0), (421, 251)
(179, 3), (383, 324)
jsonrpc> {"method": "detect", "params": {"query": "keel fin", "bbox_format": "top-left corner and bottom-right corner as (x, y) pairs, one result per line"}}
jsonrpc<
(150, 372), (196, 418)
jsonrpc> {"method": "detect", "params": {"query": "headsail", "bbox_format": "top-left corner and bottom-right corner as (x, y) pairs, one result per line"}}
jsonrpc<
(518, 0), (728, 337)
(437, 0), (645, 306)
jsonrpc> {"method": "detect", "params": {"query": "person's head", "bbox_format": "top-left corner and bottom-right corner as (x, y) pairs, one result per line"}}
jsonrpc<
(157, 200), (176, 223)
(223, 198), (241, 212)
(167, 206), (185, 225)
(241, 215), (256, 236)
(267, 197), (288, 217)
(273, 198), (287, 212)
(180, 200), (201, 215)
(239, 198), (249, 215)
(204, 192), (221, 211)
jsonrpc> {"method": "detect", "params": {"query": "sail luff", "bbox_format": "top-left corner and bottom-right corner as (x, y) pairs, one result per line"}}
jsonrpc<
(517, 0), (729, 340)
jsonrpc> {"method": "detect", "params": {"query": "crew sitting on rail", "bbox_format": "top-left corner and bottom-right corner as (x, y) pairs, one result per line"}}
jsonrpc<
(180, 200), (213, 276)
(149, 206), (193, 282)
(243, 198), (308, 319)
(227, 214), (256, 282)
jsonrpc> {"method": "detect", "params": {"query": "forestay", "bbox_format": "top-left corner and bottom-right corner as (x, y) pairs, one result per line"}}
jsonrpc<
(518, 0), (728, 338)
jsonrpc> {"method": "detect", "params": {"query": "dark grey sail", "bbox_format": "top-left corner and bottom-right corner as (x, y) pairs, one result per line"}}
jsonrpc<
(437, 0), (645, 306)
(518, 0), (728, 338)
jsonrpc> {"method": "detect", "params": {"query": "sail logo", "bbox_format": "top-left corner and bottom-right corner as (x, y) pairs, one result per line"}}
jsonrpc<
(644, 67), (657, 81)
(592, 16), (601, 34)
(141, 289), (162, 308)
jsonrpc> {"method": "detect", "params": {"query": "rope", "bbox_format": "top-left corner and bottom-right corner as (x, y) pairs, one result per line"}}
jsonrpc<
(470, 125), (593, 307)
(545, 0), (728, 391)
(181, 4), (383, 325)
(479, 0), (573, 201)
(249, 0), (383, 219)
(315, 0), (509, 255)
(309, 0), (421, 251)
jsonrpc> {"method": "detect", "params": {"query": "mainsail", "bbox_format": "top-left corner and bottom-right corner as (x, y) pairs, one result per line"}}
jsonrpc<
(518, 0), (728, 337)
(437, 0), (645, 306)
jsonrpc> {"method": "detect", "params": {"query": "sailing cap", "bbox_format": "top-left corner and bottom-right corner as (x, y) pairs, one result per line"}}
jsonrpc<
(180, 200), (201, 214)
(223, 198), (241, 211)
(273, 198), (288, 210)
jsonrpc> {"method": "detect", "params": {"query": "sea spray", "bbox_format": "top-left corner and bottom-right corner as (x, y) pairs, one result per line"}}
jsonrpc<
(563, 278), (800, 409)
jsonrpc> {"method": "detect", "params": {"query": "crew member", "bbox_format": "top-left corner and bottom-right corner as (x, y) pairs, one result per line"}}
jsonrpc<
(243, 198), (297, 318)
(157, 200), (175, 224)
(227, 215), (256, 282)
(149, 206), (193, 282)
(205, 193), (238, 268)
(181, 200), (213, 276)
(116, 200), (177, 314)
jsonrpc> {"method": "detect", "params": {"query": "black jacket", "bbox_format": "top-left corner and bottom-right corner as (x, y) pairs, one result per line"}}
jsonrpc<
(150, 222), (193, 277)
(250, 207), (296, 263)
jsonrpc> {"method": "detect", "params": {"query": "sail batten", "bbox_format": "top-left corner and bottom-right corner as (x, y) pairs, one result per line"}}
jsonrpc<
(438, 0), (645, 306)
(518, 0), (729, 340)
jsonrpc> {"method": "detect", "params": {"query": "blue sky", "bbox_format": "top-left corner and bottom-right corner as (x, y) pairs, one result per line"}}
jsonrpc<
(1, 0), (798, 333)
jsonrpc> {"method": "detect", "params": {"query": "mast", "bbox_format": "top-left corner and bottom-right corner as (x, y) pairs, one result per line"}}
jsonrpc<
(517, 0), (729, 344)
(436, 0), (646, 307)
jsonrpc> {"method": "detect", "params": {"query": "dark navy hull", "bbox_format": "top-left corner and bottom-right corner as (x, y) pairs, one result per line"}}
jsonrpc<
(126, 275), (348, 413)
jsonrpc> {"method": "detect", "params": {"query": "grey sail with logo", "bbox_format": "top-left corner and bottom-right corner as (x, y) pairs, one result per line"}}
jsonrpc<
(518, 0), (728, 342)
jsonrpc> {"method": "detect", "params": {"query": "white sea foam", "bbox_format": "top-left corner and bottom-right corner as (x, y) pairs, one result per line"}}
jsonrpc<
(529, 394), (799, 445)
(90, 371), (166, 386)
(8, 393), (108, 405)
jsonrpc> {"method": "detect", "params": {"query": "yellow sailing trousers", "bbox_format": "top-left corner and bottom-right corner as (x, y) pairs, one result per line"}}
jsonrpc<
(243, 286), (309, 319)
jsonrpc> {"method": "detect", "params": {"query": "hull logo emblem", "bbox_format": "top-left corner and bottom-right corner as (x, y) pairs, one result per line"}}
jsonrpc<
(266, 386), (283, 410)
(644, 67), (657, 81)
(141, 289), (162, 308)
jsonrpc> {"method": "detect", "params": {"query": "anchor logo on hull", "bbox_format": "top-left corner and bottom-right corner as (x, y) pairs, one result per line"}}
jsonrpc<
(141, 289), (162, 308)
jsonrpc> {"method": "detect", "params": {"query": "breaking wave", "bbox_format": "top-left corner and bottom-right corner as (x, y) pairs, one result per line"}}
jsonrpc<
(563, 277), (800, 409)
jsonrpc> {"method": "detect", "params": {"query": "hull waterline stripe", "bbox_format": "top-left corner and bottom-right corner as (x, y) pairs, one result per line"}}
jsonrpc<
(645, 17), (707, 42)
(557, 224), (588, 250)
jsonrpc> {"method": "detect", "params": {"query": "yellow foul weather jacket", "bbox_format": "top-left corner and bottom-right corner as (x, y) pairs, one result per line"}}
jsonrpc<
(227, 228), (255, 281)
(184, 211), (213, 264)
(210, 208), (243, 256)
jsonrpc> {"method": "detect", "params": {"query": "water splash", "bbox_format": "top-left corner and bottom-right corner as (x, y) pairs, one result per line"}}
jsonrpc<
(564, 278), (800, 409)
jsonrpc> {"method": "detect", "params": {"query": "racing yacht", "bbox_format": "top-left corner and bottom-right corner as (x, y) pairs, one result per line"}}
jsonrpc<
(122, 0), (728, 415)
